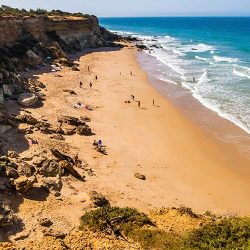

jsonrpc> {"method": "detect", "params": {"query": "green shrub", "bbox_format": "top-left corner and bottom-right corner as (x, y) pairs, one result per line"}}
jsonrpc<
(183, 217), (250, 250)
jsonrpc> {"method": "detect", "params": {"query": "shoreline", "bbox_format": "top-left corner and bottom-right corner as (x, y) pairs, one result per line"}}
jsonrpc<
(4, 44), (250, 244)
(137, 52), (250, 160)
(31, 43), (250, 215)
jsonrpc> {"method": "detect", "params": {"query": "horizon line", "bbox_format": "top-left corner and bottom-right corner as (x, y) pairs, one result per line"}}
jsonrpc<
(99, 15), (250, 18)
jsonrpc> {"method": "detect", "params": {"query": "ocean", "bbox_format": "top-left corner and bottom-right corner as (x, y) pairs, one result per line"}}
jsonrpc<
(100, 17), (250, 134)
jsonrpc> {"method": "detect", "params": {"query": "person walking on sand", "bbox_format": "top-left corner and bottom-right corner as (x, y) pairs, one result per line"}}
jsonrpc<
(95, 75), (98, 80)
(130, 71), (133, 76)
(89, 82), (92, 88)
(137, 101), (141, 108)
(88, 66), (90, 72)
(120, 72), (122, 76)
(80, 81), (83, 88)
(153, 99), (155, 106)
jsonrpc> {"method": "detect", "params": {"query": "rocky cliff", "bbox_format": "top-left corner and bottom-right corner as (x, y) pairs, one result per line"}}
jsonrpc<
(0, 15), (119, 125)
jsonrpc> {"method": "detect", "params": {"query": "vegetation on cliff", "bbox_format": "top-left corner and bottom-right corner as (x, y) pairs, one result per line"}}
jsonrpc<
(81, 206), (250, 250)
(0, 5), (88, 18)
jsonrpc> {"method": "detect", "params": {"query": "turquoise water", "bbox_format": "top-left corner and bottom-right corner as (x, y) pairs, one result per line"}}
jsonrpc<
(100, 17), (250, 133)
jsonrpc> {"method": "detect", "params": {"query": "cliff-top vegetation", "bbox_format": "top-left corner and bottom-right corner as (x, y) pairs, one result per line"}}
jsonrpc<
(0, 5), (88, 18)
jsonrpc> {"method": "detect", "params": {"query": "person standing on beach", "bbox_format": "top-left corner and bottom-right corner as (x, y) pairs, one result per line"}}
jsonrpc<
(153, 99), (155, 106)
(80, 81), (83, 88)
(130, 71), (133, 76)
(120, 72), (122, 76)
(89, 82), (92, 88)
(137, 101), (141, 108)
(88, 66), (90, 72)
(95, 75), (98, 80)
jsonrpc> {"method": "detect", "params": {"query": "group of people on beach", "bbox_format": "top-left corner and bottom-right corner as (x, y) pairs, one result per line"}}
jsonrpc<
(79, 65), (98, 89)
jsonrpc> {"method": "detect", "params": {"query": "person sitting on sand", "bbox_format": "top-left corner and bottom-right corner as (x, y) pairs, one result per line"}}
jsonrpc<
(98, 140), (103, 149)
(89, 82), (92, 88)
(80, 81), (83, 88)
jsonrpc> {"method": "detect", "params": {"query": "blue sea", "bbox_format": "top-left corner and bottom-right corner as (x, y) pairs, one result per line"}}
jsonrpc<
(100, 17), (250, 133)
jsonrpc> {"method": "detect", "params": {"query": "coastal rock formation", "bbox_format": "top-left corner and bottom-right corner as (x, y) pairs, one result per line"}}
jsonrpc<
(0, 15), (119, 104)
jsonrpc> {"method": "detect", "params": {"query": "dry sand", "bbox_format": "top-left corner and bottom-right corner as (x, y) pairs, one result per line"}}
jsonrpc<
(18, 43), (250, 222)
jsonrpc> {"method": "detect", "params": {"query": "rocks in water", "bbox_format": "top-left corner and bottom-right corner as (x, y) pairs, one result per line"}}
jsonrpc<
(18, 92), (38, 107)
(14, 176), (37, 194)
(134, 173), (146, 180)
(89, 191), (109, 207)
(59, 160), (82, 180)
(76, 125), (92, 136)
(136, 44), (149, 50)
(15, 113), (39, 125)
(63, 89), (77, 95)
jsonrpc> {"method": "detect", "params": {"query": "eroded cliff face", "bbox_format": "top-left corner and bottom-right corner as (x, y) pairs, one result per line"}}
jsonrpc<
(0, 15), (119, 132)
(0, 15), (113, 47)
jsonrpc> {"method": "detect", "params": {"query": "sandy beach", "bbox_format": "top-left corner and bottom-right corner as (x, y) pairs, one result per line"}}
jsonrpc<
(11, 42), (246, 218)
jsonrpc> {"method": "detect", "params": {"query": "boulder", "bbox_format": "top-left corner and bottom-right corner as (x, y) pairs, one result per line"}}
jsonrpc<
(57, 116), (85, 126)
(26, 50), (42, 66)
(17, 163), (35, 177)
(7, 151), (19, 159)
(15, 114), (39, 125)
(18, 93), (38, 107)
(71, 65), (80, 71)
(76, 125), (92, 136)
(37, 159), (63, 177)
(80, 116), (91, 123)
(6, 168), (19, 179)
(134, 172), (146, 180)
(89, 191), (109, 207)
(38, 218), (53, 227)
(0, 204), (15, 228)
(50, 134), (65, 141)
(61, 124), (76, 135)
(41, 176), (62, 193)
(14, 176), (37, 194)
(2, 84), (13, 97)
(59, 160), (82, 179)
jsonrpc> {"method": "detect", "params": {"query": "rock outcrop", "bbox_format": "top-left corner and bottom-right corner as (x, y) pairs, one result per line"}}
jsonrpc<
(0, 15), (119, 104)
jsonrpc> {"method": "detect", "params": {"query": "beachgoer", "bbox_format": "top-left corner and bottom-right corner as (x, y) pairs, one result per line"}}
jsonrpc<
(138, 101), (141, 108)
(120, 72), (121, 76)
(153, 99), (155, 106)
(95, 75), (98, 80)
(88, 66), (90, 72)
(130, 71), (133, 76)
(80, 81), (83, 88)
(98, 139), (103, 149)
(89, 82), (92, 88)
(131, 95), (135, 100)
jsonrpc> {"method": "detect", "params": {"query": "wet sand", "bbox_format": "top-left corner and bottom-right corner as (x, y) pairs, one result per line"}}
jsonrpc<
(29, 44), (250, 215)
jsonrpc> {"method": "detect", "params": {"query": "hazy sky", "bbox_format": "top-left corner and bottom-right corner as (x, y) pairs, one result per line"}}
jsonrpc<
(0, 0), (250, 17)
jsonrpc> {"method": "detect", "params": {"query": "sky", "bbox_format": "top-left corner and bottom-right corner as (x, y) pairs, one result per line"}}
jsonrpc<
(0, 0), (250, 17)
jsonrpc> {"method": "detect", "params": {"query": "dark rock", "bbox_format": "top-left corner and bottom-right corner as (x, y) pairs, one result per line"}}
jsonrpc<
(63, 89), (77, 95)
(15, 113), (39, 125)
(14, 176), (37, 194)
(57, 115), (85, 126)
(76, 125), (92, 136)
(50, 134), (65, 141)
(89, 191), (109, 207)
(37, 159), (62, 177)
(71, 65), (80, 71)
(59, 160), (82, 179)
(38, 218), (53, 227)
(134, 172), (146, 180)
